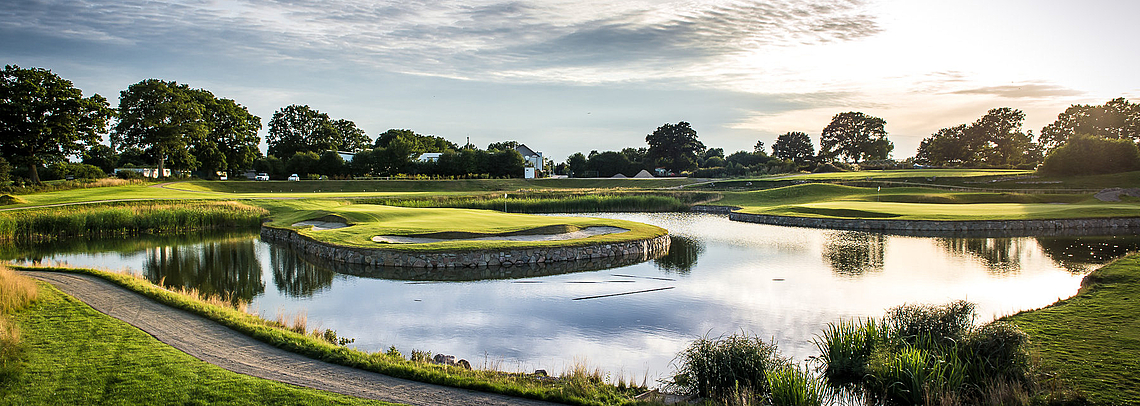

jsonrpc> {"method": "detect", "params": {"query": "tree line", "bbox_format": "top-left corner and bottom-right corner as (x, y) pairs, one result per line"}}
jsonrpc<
(3, 64), (1138, 184)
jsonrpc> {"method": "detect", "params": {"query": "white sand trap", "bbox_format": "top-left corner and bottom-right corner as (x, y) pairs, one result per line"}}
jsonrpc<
(292, 220), (349, 231)
(372, 226), (629, 244)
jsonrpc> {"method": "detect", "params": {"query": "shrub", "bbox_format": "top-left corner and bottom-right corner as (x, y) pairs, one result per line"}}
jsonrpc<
(670, 332), (788, 400)
(813, 162), (846, 173)
(813, 318), (883, 384)
(1039, 134), (1140, 176)
(884, 300), (975, 343)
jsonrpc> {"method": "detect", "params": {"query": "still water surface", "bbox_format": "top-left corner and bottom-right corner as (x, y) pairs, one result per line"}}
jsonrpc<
(6, 212), (1138, 381)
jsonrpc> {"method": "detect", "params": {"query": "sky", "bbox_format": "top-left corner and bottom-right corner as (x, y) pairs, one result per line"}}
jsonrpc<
(3, 0), (1139, 161)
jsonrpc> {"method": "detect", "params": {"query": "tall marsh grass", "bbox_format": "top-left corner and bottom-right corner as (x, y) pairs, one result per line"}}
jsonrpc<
(363, 191), (721, 213)
(0, 201), (267, 241)
(814, 300), (1034, 406)
(0, 264), (39, 381)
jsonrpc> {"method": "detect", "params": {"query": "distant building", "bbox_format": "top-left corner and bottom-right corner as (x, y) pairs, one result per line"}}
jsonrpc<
(337, 151), (355, 162)
(416, 152), (442, 162)
(522, 144), (547, 173)
(114, 167), (170, 178)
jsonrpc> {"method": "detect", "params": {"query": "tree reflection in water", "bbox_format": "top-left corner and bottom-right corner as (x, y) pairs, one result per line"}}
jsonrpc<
(654, 235), (704, 275)
(269, 244), (336, 297)
(143, 239), (265, 302)
(1036, 235), (1140, 273)
(822, 231), (886, 276)
(938, 237), (1025, 274)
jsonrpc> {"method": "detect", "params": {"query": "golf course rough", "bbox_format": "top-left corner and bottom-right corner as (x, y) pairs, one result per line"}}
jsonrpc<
(260, 203), (670, 268)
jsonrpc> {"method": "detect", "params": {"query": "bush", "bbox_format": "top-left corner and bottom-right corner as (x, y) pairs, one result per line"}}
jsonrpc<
(670, 332), (788, 400)
(884, 300), (975, 343)
(812, 162), (846, 173)
(116, 170), (147, 180)
(1039, 134), (1140, 175)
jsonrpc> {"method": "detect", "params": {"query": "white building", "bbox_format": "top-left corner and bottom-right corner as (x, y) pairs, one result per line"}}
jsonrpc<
(514, 144), (544, 178)
(114, 167), (170, 178)
(416, 152), (442, 162)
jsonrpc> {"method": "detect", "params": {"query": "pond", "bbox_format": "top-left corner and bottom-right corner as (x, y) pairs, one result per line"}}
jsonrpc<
(5, 212), (1138, 383)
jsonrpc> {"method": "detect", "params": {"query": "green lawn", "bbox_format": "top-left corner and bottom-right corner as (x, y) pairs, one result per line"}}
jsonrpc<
(1005, 254), (1140, 405)
(257, 199), (668, 251)
(712, 183), (1140, 220)
(0, 281), (398, 406)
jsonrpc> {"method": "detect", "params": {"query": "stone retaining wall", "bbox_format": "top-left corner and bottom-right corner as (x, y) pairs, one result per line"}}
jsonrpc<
(260, 226), (670, 268)
(728, 211), (1140, 233)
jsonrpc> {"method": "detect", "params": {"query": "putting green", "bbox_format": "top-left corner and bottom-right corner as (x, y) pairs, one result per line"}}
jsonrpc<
(260, 200), (667, 251)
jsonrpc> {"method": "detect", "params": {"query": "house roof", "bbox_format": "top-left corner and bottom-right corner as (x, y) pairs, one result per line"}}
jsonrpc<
(514, 144), (538, 157)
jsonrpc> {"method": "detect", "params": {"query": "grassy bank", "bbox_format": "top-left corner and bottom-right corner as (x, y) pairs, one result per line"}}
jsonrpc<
(257, 200), (668, 252)
(0, 268), (397, 405)
(10, 266), (644, 406)
(712, 183), (1140, 221)
(1005, 253), (1140, 405)
(362, 191), (720, 213)
(0, 201), (267, 241)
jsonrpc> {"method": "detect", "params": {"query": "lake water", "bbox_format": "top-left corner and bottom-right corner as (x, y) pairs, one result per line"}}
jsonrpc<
(6, 212), (1138, 383)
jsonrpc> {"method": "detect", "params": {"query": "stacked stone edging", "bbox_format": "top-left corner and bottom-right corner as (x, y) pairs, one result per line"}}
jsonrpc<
(260, 226), (670, 268)
(727, 211), (1140, 232)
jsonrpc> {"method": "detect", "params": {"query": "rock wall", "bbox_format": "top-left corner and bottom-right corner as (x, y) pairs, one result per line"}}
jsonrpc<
(728, 211), (1140, 234)
(260, 226), (670, 268)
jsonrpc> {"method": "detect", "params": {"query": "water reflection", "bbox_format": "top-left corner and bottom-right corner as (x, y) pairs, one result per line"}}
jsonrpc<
(270, 244), (335, 297)
(653, 235), (704, 274)
(822, 231), (886, 276)
(143, 239), (265, 302)
(938, 238), (1026, 274)
(1037, 235), (1140, 272)
(277, 243), (659, 282)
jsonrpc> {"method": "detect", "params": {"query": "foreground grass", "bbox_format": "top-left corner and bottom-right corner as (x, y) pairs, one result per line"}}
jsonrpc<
(1005, 253), (1140, 405)
(712, 183), (1140, 220)
(0, 278), (399, 405)
(11, 266), (644, 406)
(257, 199), (668, 251)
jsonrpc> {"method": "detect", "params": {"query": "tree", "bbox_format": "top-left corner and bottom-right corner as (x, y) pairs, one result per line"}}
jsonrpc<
(266, 105), (337, 158)
(753, 141), (765, 153)
(487, 140), (520, 152)
(114, 79), (208, 176)
(567, 152), (588, 177)
(646, 121), (705, 173)
(0, 65), (115, 183)
(488, 149), (525, 178)
(819, 112), (892, 164)
(587, 151), (630, 177)
(771, 131), (815, 165)
(375, 129), (456, 152)
(200, 96), (262, 176)
(82, 144), (119, 174)
(317, 151), (347, 177)
(332, 119), (371, 152)
(286, 151), (320, 176)
(1040, 98), (1140, 150)
(1039, 134), (1140, 175)
(916, 108), (1040, 167)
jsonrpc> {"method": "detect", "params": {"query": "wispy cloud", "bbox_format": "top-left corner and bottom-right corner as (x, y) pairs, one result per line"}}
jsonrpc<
(949, 83), (1085, 99)
(2, 0), (880, 84)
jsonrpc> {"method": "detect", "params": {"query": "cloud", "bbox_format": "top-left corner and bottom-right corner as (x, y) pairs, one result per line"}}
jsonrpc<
(949, 83), (1085, 99)
(1, 0), (882, 85)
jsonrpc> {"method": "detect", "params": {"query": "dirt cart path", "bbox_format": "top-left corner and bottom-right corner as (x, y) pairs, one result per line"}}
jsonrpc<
(22, 271), (560, 406)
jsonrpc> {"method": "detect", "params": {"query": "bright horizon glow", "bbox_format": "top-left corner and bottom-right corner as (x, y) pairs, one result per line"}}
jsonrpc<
(3, 0), (1137, 161)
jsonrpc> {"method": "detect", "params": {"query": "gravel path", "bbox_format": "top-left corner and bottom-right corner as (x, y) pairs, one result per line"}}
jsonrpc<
(22, 271), (560, 406)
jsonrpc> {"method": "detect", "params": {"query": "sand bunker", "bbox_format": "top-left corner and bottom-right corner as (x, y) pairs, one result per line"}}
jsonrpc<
(372, 226), (629, 244)
(292, 220), (349, 231)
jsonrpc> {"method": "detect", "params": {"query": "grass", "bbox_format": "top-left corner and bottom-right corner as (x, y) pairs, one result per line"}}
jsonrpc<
(10, 265), (646, 406)
(711, 183), (1140, 221)
(363, 191), (720, 213)
(0, 275), (400, 405)
(1005, 253), (1140, 405)
(0, 265), (37, 382)
(0, 201), (268, 241)
(256, 199), (668, 252)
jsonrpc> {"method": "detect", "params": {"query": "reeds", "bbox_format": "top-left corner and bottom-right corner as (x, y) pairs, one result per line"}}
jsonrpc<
(670, 332), (788, 400)
(814, 300), (1034, 405)
(0, 264), (39, 381)
(0, 201), (267, 241)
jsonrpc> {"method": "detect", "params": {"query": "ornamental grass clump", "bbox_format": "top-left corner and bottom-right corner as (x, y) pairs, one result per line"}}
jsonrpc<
(814, 300), (1035, 406)
(669, 332), (789, 401)
(0, 265), (38, 382)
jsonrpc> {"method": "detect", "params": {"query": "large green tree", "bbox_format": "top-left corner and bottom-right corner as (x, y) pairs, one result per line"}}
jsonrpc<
(375, 129), (456, 152)
(114, 79), (207, 176)
(1040, 98), (1140, 150)
(646, 121), (705, 173)
(819, 112), (892, 164)
(0, 65), (115, 183)
(197, 95), (261, 178)
(266, 105), (336, 158)
(916, 108), (1040, 167)
(771, 131), (815, 165)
